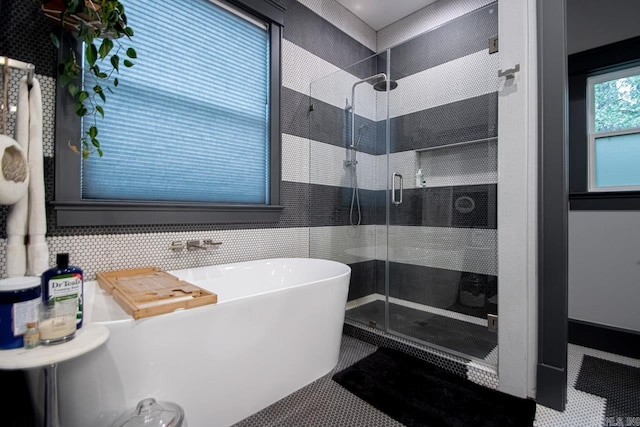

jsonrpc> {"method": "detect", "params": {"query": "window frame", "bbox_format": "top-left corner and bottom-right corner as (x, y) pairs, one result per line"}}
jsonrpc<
(587, 66), (640, 192)
(52, 0), (284, 226)
(568, 35), (640, 210)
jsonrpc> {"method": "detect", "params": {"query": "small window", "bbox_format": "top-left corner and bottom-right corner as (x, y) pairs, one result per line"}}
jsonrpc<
(587, 67), (640, 191)
(54, 0), (283, 226)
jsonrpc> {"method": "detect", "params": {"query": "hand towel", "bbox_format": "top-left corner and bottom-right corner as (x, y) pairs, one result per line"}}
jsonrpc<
(25, 77), (49, 276)
(6, 76), (49, 277)
(5, 77), (31, 277)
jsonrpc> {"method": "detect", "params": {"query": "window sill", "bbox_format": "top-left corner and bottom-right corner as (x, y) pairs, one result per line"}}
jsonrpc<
(569, 191), (640, 210)
(51, 200), (284, 226)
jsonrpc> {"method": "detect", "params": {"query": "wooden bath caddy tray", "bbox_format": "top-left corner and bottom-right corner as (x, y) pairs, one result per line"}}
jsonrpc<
(96, 267), (217, 319)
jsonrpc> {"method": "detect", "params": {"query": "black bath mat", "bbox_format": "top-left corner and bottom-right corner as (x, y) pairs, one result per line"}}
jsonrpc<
(333, 348), (536, 427)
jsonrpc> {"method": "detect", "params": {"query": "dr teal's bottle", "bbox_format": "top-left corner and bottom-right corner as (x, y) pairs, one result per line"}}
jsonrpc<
(41, 253), (84, 329)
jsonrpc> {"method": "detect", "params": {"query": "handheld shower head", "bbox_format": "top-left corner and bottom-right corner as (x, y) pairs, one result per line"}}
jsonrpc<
(354, 123), (369, 147)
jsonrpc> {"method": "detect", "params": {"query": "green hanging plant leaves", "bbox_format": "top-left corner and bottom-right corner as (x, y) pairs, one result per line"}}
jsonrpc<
(86, 43), (97, 67)
(110, 54), (120, 71)
(99, 38), (114, 59)
(49, 33), (60, 49)
(75, 104), (88, 117)
(44, 0), (136, 158)
(77, 91), (89, 102)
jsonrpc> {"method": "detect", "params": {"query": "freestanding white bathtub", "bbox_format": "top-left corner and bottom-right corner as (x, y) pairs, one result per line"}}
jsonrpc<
(55, 258), (351, 426)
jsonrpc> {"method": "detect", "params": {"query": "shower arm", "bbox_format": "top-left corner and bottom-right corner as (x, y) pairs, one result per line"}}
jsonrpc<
(349, 73), (387, 149)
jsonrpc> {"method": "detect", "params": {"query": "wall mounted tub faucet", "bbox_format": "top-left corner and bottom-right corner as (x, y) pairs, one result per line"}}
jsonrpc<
(170, 240), (223, 252)
(187, 240), (207, 251)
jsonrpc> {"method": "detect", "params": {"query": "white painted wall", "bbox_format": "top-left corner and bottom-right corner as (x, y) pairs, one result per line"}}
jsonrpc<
(566, 1), (640, 333)
(496, 0), (538, 399)
(566, 0), (640, 55)
(569, 211), (640, 332)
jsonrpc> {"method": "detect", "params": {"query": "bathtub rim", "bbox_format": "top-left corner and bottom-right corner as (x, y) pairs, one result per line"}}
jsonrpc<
(86, 257), (352, 325)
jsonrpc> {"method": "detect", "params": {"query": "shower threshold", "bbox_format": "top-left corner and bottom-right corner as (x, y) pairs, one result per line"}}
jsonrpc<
(346, 297), (497, 363)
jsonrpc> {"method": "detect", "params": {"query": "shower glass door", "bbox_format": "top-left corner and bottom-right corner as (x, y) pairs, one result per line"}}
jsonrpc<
(309, 2), (499, 366)
(384, 3), (499, 365)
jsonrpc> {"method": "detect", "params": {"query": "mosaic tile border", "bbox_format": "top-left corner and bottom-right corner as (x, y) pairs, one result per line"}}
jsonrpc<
(0, 227), (310, 280)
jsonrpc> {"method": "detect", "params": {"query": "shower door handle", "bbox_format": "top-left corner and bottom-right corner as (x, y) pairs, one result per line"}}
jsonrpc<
(392, 173), (403, 205)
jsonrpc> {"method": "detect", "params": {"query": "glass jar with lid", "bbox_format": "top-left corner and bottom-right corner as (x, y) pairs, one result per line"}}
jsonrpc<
(111, 398), (186, 427)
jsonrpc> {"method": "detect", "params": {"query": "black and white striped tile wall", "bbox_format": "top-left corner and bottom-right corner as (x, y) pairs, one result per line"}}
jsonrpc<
(0, 0), (499, 325)
(305, 1), (499, 330)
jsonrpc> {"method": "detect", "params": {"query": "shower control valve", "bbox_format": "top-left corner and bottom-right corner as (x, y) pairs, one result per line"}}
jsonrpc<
(344, 159), (358, 169)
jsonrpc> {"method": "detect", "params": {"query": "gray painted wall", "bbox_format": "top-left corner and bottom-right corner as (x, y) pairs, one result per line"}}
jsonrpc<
(566, 1), (640, 333)
(567, 0), (640, 54)
(569, 211), (640, 332)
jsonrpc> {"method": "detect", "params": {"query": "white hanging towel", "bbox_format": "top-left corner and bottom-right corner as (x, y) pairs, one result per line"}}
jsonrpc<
(25, 77), (48, 276)
(6, 77), (31, 277)
(6, 76), (49, 277)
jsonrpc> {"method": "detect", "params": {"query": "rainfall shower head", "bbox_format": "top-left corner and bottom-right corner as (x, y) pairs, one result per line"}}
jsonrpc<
(373, 79), (398, 91)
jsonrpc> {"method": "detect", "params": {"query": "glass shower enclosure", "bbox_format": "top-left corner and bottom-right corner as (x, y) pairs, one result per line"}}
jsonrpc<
(309, 3), (499, 365)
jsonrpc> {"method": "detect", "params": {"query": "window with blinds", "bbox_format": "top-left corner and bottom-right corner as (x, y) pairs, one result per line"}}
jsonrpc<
(80, 0), (271, 204)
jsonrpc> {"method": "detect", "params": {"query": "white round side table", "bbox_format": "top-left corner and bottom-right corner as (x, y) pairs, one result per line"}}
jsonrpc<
(0, 323), (109, 427)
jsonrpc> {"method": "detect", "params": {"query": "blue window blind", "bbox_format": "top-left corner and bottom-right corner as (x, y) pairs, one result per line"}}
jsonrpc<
(81, 0), (270, 204)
